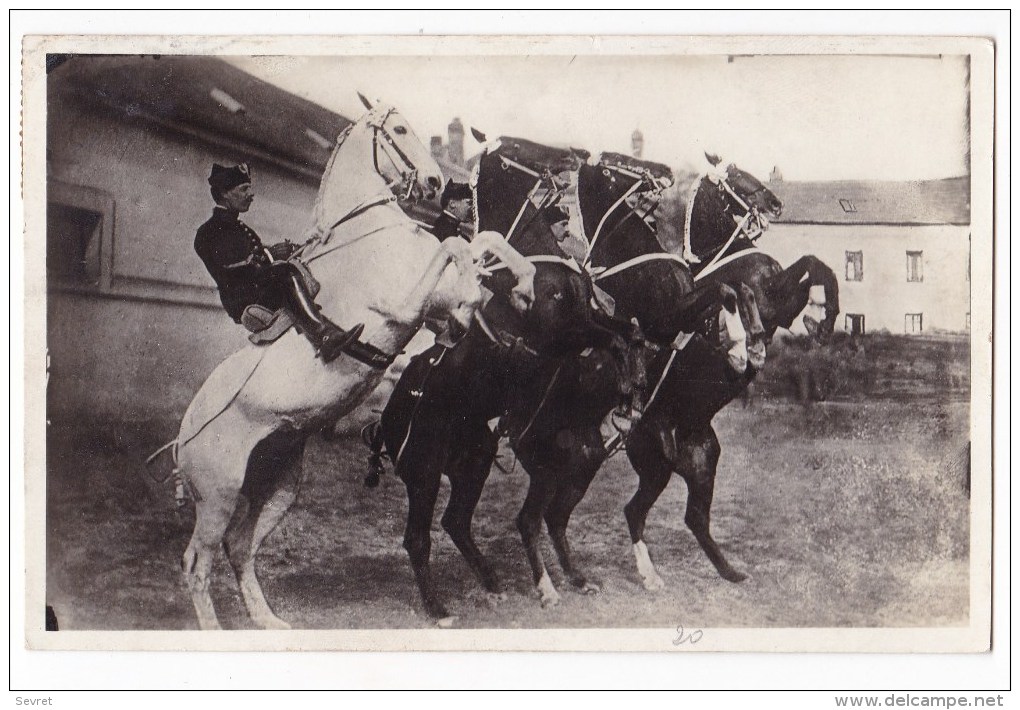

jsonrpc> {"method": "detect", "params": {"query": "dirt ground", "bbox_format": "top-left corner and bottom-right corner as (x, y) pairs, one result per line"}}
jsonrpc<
(44, 397), (970, 631)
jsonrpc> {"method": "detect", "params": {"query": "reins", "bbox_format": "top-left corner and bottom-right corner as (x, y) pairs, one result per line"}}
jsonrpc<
(683, 172), (769, 271)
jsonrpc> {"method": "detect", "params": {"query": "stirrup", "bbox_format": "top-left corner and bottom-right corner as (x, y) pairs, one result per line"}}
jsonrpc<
(316, 323), (365, 363)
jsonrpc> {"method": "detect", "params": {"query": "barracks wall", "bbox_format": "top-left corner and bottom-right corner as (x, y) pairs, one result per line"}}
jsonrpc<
(765, 223), (971, 335)
(45, 101), (320, 420)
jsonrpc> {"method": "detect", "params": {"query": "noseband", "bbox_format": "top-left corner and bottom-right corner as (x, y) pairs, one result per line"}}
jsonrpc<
(366, 107), (422, 201)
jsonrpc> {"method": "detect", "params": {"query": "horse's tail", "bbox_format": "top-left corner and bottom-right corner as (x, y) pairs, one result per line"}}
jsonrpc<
(360, 420), (389, 489)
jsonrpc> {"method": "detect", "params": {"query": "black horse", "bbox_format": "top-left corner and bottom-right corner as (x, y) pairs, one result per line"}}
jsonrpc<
(501, 153), (769, 607)
(619, 154), (842, 589)
(373, 149), (753, 615)
(371, 136), (633, 620)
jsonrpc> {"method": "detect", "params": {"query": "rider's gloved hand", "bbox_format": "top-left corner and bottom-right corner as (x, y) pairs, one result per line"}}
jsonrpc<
(268, 240), (296, 261)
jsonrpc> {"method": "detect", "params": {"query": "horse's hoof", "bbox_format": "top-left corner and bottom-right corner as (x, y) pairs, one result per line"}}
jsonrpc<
(642, 574), (666, 592)
(539, 589), (562, 609)
(721, 568), (748, 583)
(579, 581), (601, 595)
(436, 616), (458, 629)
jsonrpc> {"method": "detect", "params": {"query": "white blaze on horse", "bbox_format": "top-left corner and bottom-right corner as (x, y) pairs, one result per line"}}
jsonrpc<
(168, 96), (535, 631)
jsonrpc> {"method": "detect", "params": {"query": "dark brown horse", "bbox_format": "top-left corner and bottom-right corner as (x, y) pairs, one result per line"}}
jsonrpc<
(620, 154), (841, 589)
(369, 136), (633, 620)
(371, 150), (752, 615)
(501, 153), (770, 606)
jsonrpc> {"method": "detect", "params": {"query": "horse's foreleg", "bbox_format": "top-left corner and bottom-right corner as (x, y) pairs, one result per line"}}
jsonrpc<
(440, 426), (501, 595)
(679, 427), (747, 583)
(543, 449), (602, 594)
(471, 231), (536, 313)
(805, 255), (841, 333)
(515, 474), (561, 608)
(623, 421), (673, 591)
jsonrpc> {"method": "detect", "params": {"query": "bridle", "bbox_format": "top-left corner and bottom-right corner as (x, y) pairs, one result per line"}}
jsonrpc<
(682, 169), (772, 273)
(470, 148), (570, 247)
(581, 163), (681, 282)
(365, 106), (426, 202)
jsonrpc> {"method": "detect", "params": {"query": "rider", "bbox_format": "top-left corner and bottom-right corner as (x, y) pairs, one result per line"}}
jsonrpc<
(429, 181), (473, 240)
(194, 162), (364, 364)
(541, 203), (584, 262)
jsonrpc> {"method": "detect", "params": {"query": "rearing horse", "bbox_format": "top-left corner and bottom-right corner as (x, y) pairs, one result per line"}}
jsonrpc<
(171, 99), (535, 630)
(498, 153), (765, 608)
(371, 150), (756, 616)
(622, 154), (841, 590)
(369, 136), (635, 621)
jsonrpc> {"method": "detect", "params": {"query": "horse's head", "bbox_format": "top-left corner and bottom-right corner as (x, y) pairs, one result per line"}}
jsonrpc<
(721, 163), (784, 219)
(488, 134), (581, 177)
(357, 93), (445, 203)
(684, 154), (783, 263)
(470, 131), (581, 240)
(577, 153), (674, 252)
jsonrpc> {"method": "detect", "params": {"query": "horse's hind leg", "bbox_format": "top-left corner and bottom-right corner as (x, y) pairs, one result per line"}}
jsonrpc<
(679, 426), (746, 583)
(623, 419), (676, 591)
(223, 434), (307, 629)
(543, 436), (604, 594)
(516, 473), (561, 608)
(400, 442), (450, 620)
(182, 486), (238, 630)
(440, 425), (501, 595)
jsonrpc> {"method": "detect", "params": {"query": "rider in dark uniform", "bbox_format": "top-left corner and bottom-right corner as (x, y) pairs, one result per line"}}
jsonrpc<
(194, 163), (364, 363)
(429, 181), (473, 240)
(540, 203), (583, 261)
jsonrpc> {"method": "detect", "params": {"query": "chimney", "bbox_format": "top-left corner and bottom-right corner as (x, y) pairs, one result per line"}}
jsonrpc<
(448, 117), (465, 167)
(430, 135), (444, 162)
(631, 128), (644, 159)
(770, 165), (783, 183)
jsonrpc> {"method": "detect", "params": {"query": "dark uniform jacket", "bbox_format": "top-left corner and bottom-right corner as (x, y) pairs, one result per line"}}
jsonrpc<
(194, 207), (287, 322)
(429, 210), (466, 241)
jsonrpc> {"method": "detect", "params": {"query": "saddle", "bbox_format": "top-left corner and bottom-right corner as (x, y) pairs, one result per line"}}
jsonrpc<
(239, 260), (320, 345)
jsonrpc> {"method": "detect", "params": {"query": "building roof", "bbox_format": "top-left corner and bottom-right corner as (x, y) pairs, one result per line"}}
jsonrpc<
(770, 176), (970, 226)
(48, 55), (352, 179)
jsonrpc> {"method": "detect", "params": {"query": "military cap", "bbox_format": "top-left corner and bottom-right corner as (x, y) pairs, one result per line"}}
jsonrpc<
(440, 181), (473, 207)
(208, 163), (252, 192)
(540, 204), (570, 226)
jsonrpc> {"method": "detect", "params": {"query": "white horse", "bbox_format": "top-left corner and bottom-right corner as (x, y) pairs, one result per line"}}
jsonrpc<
(172, 96), (536, 630)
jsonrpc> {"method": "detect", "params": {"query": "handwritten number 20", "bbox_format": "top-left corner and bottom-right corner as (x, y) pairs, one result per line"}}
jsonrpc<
(672, 625), (704, 646)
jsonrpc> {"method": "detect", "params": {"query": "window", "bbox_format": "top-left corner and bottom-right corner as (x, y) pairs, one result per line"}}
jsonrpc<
(906, 250), (923, 282)
(845, 313), (865, 336)
(46, 181), (114, 290)
(905, 313), (923, 334)
(839, 198), (857, 213)
(47, 203), (102, 284)
(845, 250), (863, 281)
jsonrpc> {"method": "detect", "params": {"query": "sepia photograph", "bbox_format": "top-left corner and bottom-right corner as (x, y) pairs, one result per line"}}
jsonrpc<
(20, 28), (994, 663)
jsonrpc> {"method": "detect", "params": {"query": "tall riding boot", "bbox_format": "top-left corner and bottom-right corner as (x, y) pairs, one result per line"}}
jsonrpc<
(285, 268), (365, 364)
